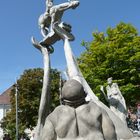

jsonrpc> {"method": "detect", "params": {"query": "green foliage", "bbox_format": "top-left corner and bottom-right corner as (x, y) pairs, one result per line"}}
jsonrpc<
(1, 68), (60, 139)
(78, 22), (140, 107)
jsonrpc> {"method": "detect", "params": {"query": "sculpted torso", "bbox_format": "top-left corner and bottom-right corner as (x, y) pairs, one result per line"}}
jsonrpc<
(54, 104), (103, 140)
(106, 83), (120, 98)
(41, 102), (116, 140)
(49, 6), (64, 24)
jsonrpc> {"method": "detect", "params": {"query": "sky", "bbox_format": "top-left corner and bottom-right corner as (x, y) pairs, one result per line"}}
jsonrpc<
(0, 0), (140, 93)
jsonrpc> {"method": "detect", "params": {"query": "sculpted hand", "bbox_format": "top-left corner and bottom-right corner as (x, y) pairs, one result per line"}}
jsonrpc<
(71, 1), (80, 9)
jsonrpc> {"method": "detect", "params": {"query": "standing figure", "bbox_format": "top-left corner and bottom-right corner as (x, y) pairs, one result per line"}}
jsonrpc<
(41, 79), (117, 140)
(100, 77), (127, 123)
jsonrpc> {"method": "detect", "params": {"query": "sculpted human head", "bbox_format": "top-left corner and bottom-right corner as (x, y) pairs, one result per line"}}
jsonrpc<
(107, 77), (113, 85)
(61, 79), (86, 107)
(46, 0), (53, 10)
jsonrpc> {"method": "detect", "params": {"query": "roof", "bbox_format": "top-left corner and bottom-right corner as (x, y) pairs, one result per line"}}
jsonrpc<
(0, 86), (13, 105)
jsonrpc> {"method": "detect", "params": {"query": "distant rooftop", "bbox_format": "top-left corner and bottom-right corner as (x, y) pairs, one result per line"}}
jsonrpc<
(0, 86), (13, 105)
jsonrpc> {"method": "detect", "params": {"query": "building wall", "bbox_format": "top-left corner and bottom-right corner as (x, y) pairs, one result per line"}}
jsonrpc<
(0, 104), (11, 121)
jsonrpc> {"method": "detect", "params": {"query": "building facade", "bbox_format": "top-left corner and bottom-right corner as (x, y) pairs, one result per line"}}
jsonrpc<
(0, 86), (12, 139)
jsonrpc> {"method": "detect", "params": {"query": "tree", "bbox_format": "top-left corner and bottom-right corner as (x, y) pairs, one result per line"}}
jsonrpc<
(1, 68), (61, 139)
(78, 22), (140, 107)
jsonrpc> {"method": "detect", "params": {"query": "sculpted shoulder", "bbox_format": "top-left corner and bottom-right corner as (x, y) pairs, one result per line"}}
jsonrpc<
(48, 105), (75, 120)
(75, 101), (103, 117)
(88, 101), (103, 111)
(53, 105), (74, 113)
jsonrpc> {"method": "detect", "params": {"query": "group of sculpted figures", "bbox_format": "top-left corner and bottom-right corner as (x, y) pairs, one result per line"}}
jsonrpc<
(31, 0), (140, 140)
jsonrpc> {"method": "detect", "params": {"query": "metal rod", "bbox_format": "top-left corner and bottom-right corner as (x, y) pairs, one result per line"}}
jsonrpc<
(15, 80), (18, 140)
(59, 72), (62, 104)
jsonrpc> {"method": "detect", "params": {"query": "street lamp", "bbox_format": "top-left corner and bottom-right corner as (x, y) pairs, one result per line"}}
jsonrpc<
(15, 79), (18, 140)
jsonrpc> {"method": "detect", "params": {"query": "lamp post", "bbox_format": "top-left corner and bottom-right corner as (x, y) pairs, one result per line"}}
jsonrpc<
(59, 72), (62, 104)
(15, 79), (18, 140)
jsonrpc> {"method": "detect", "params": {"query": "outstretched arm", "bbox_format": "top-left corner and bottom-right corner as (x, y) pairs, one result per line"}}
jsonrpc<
(63, 39), (98, 101)
(100, 86), (109, 102)
(54, 1), (79, 12)
(31, 37), (51, 140)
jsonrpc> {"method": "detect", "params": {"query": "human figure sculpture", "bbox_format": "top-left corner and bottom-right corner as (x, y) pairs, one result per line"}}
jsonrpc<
(100, 77), (127, 123)
(41, 79), (117, 140)
(37, 0), (79, 46)
(39, 0), (79, 36)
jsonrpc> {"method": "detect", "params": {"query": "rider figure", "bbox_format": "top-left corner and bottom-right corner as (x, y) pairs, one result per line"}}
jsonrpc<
(38, 0), (79, 45)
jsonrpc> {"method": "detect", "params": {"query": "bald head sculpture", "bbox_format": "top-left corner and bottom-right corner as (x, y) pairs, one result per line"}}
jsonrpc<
(61, 79), (86, 107)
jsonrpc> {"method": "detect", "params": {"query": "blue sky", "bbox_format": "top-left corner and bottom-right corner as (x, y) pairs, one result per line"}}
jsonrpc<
(0, 0), (140, 93)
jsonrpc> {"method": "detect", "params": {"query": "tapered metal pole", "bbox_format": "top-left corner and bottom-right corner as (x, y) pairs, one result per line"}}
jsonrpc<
(15, 80), (18, 140)
(59, 72), (62, 104)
